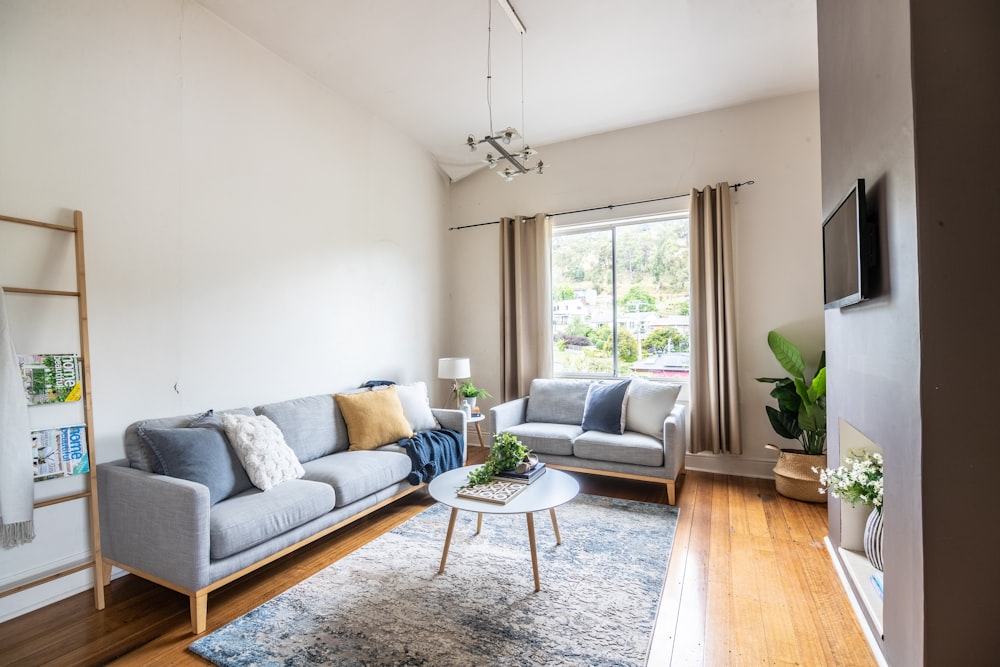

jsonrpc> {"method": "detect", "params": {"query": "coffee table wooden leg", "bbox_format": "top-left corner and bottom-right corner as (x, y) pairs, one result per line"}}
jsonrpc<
(439, 507), (459, 574)
(526, 512), (541, 592)
(549, 507), (562, 545)
(476, 512), (483, 534)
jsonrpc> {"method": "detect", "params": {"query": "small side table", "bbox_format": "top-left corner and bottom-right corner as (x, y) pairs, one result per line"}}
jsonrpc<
(467, 414), (486, 447)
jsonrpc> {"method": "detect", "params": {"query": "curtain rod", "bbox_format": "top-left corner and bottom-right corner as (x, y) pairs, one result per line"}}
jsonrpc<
(448, 180), (754, 231)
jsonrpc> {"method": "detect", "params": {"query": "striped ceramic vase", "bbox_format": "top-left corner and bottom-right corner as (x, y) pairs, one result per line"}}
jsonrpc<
(864, 508), (884, 571)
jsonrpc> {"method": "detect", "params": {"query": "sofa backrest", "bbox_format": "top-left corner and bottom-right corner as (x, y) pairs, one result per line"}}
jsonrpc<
(254, 394), (349, 463)
(124, 407), (256, 472)
(525, 378), (592, 425)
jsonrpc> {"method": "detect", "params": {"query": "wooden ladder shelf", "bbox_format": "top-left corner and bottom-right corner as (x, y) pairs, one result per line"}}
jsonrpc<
(0, 210), (105, 611)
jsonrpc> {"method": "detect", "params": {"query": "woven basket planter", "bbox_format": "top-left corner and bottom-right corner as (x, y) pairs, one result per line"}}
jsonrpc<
(768, 446), (827, 503)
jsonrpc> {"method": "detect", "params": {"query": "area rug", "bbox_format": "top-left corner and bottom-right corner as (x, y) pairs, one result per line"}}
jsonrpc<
(189, 493), (678, 667)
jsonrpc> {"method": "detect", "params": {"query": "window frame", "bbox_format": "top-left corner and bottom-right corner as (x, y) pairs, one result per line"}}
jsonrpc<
(550, 210), (690, 381)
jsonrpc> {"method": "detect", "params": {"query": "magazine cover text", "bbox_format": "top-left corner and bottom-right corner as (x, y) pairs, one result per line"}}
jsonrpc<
(18, 353), (83, 405)
(33, 425), (89, 481)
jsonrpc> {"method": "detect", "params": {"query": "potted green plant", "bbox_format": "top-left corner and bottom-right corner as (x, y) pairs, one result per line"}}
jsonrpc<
(458, 381), (492, 410)
(466, 432), (532, 486)
(755, 330), (827, 502)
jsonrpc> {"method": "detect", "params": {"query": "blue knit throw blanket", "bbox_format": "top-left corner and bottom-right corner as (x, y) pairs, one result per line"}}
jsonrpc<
(398, 428), (464, 485)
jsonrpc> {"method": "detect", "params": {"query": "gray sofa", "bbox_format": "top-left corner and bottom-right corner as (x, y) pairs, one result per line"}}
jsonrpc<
(489, 378), (686, 505)
(98, 390), (465, 634)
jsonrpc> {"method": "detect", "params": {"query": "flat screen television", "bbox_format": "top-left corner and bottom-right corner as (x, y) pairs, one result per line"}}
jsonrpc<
(822, 178), (873, 309)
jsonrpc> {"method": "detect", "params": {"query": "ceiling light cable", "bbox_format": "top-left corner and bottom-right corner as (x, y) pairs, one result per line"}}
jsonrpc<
(464, 0), (543, 181)
(486, 0), (494, 137)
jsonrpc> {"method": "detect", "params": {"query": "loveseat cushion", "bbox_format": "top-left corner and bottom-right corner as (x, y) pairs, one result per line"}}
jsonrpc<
(209, 479), (335, 560)
(624, 378), (681, 440)
(254, 395), (338, 464)
(301, 450), (412, 508)
(581, 379), (631, 434)
(525, 379), (592, 425)
(393, 382), (440, 431)
(334, 386), (415, 451)
(573, 430), (664, 467)
(125, 407), (255, 473)
(221, 413), (305, 491)
(137, 422), (252, 505)
(502, 422), (581, 456)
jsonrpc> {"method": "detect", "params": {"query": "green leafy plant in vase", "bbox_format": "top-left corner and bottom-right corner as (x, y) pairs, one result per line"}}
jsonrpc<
(465, 432), (531, 486)
(755, 330), (827, 502)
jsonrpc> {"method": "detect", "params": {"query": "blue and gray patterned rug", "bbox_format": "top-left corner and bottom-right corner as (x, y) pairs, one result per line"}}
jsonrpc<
(189, 493), (678, 667)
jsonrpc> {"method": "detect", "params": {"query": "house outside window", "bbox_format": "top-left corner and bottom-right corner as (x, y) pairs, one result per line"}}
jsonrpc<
(551, 212), (690, 380)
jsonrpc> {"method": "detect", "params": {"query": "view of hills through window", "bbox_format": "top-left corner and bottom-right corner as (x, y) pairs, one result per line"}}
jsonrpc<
(551, 214), (690, 379)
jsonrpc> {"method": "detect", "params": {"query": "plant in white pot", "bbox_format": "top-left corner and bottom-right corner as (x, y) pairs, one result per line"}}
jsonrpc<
(458, 381), (491, 410)
(755, 330), (827, 502)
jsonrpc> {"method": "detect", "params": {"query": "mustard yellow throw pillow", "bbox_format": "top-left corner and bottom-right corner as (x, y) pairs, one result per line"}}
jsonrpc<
(334, 386), (415, 451)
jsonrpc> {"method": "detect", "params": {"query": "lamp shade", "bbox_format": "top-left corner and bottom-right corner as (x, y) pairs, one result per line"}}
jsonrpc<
(438, 357), (471, 380)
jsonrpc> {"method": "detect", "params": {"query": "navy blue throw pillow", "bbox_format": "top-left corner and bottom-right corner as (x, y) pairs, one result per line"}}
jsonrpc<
(581, 379), (632, 434)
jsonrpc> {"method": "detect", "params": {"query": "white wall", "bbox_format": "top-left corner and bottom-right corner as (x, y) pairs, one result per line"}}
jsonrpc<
(0, 0), (449, 621)
(448, 91), (824, 478)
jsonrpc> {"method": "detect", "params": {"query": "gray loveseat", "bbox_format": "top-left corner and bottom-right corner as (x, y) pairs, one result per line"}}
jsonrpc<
(98, 388), (465, 634)
(489, 378), (686, 505)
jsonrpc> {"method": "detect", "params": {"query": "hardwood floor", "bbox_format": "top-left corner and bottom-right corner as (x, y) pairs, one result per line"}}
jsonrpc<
(0, 448), (875, 666)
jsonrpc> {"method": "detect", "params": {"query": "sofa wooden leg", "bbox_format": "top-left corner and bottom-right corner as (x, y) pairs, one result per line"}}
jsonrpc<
(190, 592), (208, 634)
(666, 480), (676, 506)
(101, 559), (113, 586)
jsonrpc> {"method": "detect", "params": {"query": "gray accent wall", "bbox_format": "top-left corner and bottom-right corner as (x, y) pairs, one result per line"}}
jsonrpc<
(818, 0), (1000, 664)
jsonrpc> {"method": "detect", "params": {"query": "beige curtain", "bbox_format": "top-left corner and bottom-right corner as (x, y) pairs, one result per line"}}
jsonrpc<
(500, 213), (552, 402)
(689, 183), (741, 454)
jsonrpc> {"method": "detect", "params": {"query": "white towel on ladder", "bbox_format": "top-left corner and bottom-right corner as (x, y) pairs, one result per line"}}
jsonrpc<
(0, 288), (35, 548)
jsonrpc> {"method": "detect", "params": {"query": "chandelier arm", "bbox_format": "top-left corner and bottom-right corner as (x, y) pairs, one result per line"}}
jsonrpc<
(484, 136), (529, 174)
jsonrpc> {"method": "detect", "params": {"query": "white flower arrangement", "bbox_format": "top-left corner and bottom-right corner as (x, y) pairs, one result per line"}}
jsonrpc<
(814, 449), (883, 511)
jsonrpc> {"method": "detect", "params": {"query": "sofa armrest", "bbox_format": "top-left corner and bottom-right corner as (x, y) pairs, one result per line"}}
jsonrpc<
(663, 402), (688, 478)
(98, 460), (212, 592)
(489, 397), (529, 435)
(432, 408), (468, 461)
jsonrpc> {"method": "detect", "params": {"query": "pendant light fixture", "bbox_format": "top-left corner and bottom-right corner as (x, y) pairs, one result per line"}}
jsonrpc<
(464, 0), (545, 181)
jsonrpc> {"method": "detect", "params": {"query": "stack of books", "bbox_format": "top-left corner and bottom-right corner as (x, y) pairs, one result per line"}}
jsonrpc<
(495, 462), (547, 485)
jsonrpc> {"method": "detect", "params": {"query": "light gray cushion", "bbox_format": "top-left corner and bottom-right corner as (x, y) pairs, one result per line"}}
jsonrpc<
(573, 430), (664, 467)
(301, 450), (412, 508)
(581, 379), (631, 434)
(124, 407), (255, 472)
(209, 479), (335, 560)
(137, 421), (252, 505)
(254, 395), (338, 464)
(393, 382), (440, 431)
(502, 422), (582, 456)
(525, 379), (592, 425)
(624, 378), (681, 440)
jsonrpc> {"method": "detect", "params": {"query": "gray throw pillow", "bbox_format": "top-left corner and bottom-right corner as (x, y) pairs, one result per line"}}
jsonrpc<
(138, 420), (253, 505)
(581, 379), (632, 435)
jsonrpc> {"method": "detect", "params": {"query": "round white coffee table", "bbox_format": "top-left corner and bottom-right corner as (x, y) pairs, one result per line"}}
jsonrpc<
(427, 465), (580, 591)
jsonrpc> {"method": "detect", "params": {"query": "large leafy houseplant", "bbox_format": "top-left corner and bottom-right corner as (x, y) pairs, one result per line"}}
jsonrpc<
(755, 331), (827, 455)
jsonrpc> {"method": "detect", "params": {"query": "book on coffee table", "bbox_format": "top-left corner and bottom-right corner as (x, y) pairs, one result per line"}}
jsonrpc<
(494, 462), (547, 484)
(457, 480), (528, 505)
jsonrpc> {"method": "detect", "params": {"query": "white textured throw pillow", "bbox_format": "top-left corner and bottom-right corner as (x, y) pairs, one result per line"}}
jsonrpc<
(391, 382), (440, 431)
(221, 413), (304, 491)
(624, 378), (682, 440)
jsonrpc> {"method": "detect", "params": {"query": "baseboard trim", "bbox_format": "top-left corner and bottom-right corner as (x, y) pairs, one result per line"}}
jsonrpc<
(683, 453), (776, 479)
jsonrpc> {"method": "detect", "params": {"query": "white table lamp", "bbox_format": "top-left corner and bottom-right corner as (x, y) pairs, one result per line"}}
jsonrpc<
(438, 357), (471, 408)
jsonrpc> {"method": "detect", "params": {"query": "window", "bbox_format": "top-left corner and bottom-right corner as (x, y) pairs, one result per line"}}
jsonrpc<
(551, 213), (690, 380)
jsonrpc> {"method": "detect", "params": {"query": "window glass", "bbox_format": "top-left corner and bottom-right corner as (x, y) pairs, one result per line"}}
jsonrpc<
(551, 214), (690, 380)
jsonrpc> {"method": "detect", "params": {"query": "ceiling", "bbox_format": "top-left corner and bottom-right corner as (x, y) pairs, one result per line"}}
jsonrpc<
(197, 0), (819, 182)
